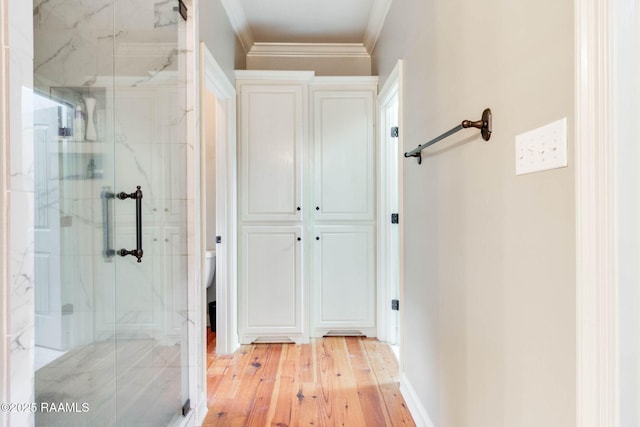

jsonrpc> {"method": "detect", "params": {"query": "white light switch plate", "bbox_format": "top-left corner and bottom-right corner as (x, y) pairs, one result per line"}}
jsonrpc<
(515, 117), (567, 175)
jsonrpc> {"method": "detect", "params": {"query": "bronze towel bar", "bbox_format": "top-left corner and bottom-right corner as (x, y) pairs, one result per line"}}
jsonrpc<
(404, 108), (492, 164)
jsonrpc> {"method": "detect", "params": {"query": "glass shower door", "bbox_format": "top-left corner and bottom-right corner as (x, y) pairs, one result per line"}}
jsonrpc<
(33, 0), (190, 425)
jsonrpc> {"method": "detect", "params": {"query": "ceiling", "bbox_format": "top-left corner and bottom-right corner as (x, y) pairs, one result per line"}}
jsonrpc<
(220, 0), (393, 53)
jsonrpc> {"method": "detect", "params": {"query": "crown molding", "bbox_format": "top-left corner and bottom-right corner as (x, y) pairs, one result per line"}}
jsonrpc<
(247, 43), (370, 58)
(221, 0), (392, 55)
(363, 0), (393, 53)
(219, 0), (255, 54)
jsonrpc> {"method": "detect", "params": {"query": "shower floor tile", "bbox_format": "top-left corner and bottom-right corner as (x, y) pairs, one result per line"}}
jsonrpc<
(35, 338), (183, 427)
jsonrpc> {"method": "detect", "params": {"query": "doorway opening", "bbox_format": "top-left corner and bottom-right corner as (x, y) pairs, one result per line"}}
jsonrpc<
(199, 43), (238, 357)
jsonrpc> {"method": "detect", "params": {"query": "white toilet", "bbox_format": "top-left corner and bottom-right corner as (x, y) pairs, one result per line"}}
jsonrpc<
(205, 249), (216, 290)
(205, 249), (216, 331)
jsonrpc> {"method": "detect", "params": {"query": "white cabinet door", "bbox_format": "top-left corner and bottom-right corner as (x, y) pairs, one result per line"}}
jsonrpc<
(239, 226), (304, 343)
(312, 90), (375, 221)
(239, 85), (305, 222)
(311, 225), (376, 336)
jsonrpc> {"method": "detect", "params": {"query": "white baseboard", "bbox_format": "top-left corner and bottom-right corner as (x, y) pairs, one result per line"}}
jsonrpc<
(399, 373), (436, 427)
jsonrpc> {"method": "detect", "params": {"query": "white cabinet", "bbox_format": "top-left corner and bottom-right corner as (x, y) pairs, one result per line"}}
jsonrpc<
(236, 72), (377, 343)
(311, 89), (375, 221)
(311, 226), (376, 337)
(309, 79), (378, 337)
(238, 226), (304, 343)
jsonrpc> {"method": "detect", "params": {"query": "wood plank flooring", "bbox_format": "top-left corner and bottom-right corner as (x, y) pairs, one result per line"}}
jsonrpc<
(203, 332), (415, 427)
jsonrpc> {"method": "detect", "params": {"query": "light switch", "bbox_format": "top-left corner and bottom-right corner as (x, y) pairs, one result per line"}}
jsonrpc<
(515, 117), (567, 175)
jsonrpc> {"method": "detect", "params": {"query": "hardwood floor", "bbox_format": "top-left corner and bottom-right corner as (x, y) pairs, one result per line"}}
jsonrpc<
(203, 331), (415, 427)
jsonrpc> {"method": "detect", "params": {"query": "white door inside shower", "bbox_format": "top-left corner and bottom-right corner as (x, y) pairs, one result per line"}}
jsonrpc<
(33, 98), (64, 353)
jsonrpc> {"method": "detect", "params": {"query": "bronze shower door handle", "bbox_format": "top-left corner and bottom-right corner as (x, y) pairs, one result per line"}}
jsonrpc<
(117, 185), (144, 263)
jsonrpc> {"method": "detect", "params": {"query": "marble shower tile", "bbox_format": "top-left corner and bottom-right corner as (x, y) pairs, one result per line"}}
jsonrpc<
(9, 192), (35, 426)
(154, 0), (178, 28)
(114, 89), (155, 143)
(9, 191), (34, 335)
(34, 0), (112, 32)
(9, 55), (34, 192)
(114, 0), (157, 35)
(7, 0), (33, 58)
(34, 0), (114, 89)
(164, 143), (188, 200)
(154, 88), (182, 144)
(114, 141), (163, 205)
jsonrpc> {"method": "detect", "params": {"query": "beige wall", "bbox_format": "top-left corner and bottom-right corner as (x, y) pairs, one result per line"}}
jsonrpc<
(373, 0), (576, 426)
(199, 0), (245, 81)
(246, 55), (371, 76)
(205, 89), (217, 250)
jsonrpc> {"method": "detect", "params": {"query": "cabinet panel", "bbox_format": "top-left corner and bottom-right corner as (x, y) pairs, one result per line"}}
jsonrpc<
(239, 226), (303, 342)
(312, 91), (375, 220)
(312, 225), (375, 336)
(240, 86), (304, 221)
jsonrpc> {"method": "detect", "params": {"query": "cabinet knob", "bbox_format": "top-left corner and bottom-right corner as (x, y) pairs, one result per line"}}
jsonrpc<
(316, 206), (320, 211)
(316, 236), (320, 241)
(297, 237), (301, 241)
(297, 207), (301, 211)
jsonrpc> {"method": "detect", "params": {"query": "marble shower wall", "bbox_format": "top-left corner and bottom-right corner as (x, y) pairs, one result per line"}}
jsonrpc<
(32, 0), (190, 337)
(30, 0), (193, 409)
(34, 0), (180, 90)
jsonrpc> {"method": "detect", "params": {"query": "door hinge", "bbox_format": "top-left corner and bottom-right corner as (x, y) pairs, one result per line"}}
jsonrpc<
(391, 299), (399, 311)
(61, 304), (74, 315)
(182, 398), (191, 417)
(60, 215), (73, 227)
(176, 0), (187, 21)
(391, 213), (399, 224)
(391, 127), (399, 138)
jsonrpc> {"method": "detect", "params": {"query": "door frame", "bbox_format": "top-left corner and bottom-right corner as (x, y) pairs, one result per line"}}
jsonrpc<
(377, 60), (404, 355)
(575, 0), (618, 424)
(199, 42), (238, 357)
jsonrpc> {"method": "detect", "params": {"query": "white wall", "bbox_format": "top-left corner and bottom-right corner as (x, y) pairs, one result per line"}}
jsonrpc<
(615, 0), (640, 424)
(373, 0), (575, 426)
